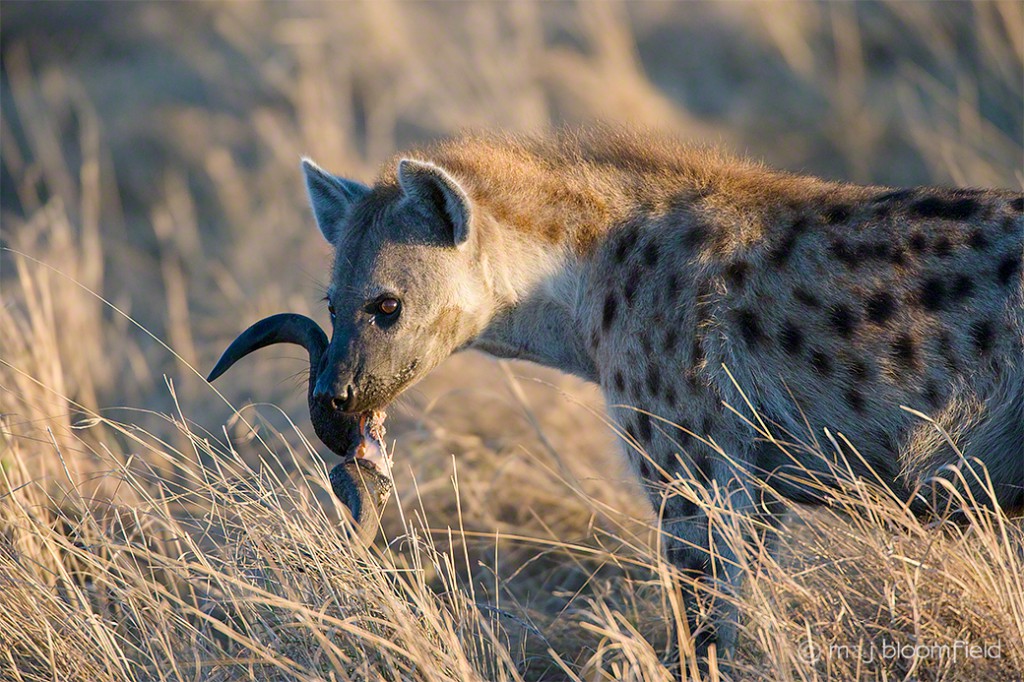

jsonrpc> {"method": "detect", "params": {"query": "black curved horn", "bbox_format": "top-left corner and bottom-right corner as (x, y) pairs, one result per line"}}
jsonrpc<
(207, 313), (327, 384)
(207, 313), (391, 533)
(207, 312), (356, 458)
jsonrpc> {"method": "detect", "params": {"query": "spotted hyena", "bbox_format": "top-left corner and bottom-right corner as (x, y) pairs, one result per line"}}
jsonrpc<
(298, 128), (1023, 662)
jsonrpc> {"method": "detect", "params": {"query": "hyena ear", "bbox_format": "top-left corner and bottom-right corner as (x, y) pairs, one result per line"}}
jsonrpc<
(301, 158), (371, 243)
(397, 158), (471, 247)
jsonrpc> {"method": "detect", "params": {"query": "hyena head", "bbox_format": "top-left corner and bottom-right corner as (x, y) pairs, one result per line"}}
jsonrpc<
(302, 157), (489, 414)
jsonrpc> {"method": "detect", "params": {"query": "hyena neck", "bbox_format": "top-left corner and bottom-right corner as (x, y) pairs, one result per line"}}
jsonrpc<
(468, 226), (600, 381)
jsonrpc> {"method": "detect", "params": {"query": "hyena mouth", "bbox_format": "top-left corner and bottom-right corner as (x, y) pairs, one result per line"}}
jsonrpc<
(328, 409), (391, 511)
(326, 408), (393, 537)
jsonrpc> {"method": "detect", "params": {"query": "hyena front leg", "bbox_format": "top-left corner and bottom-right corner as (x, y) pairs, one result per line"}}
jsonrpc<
(655, 453), (783, 668)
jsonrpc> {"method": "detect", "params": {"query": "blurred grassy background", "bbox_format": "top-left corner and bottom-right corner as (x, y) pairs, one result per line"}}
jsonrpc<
(1, 2), (1022, 680)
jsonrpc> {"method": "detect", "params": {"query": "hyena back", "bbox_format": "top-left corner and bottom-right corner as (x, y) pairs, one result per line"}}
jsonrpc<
(301, 128), (1024, 661)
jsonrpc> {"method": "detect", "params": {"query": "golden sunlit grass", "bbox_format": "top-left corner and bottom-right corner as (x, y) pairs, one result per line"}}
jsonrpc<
(2, 2), (1022, 680)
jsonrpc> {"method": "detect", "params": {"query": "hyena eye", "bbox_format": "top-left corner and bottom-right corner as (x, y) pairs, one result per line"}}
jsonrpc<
(328, 304), (336, 319)
(377, 297), (400, 316)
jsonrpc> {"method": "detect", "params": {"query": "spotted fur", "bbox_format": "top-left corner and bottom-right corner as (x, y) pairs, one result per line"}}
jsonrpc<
(302, 128), (1024, 663)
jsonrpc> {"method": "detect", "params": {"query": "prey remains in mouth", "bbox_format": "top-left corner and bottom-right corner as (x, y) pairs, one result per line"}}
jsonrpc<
(353, 410), (390, 472)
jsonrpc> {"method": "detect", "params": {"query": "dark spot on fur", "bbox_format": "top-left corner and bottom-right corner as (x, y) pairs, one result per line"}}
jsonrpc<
(968, 229), (989, 250)
(667, 273), (680, 300)
(614, 237), (630, 264)
(923, 380), (944, 409)
(683, 222), (709, 250)
(589, 330), (600, 350)
(849, 358), (871, 383)
(824, 204), (851, 224)
(950, 274), (973, 301)
(971, 320), (995, 355)
(1010, 197), (1023, 212)
(846, 389), (866, 414)
(643, 242), (660, 267)
(933, 236), (953, 258)
(637, 412), (653, 443)
(794, 286), (821, 308)
(646, 366), (661, 397)
(601, 293), (617, 331)
(769, 217), (808, 267)
(920, 277), (947, 312)
(892, 333), (919, 371)
(866, 291), (897, 325)
(830, 239), (859, 268)
(626, 376), (641, 400)
(701, 415), (715, 435)
(637, 457), (651, 480)
(909, 233), (927, 253)
(667, 545), (709, 576)
(625, 423), (638, 445)
(780, 321), (803, 355)
(691, 337), (705, 367)
(889, 245), (908, 266)
(737, 309), (765, 347)
(664, 329), (678, 352)
(860, 242), (891, 262)
(938, 333), (960, 372)
(665, 385), (677, 407)
(875, 429), (901, 455)
(640, 335), (653, 356)
(623, 271), (640, 305)
(912, 196), (978, 221)
(811, 350), (832, 376)
(1004, 216), (1021, 234)
(693, 452), (712, 487)
(724, 260), (750, 288)
(997, 255), (1020, 286)
(614, 370), (625, 393)
(829, 304), (859, 338)
(695, 281), (713, 308)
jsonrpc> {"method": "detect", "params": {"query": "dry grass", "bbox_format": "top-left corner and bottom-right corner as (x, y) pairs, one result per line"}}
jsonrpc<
(1, 2), (1022, 680)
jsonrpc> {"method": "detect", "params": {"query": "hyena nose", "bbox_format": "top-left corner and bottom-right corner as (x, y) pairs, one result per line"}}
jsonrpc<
(314, 384), (355, 413)
(333, 385), (355, 412)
